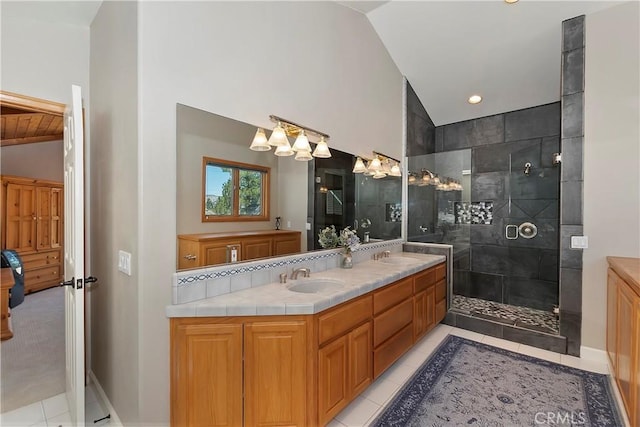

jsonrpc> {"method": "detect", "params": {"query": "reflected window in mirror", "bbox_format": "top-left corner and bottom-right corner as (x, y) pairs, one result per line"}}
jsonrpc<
(202, 157), (270, 222)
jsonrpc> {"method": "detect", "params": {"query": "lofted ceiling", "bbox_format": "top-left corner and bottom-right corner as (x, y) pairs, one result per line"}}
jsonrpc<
(0, 91), (66, 147)
(365, 1), (622, 125)
(1, 1), (624, 130)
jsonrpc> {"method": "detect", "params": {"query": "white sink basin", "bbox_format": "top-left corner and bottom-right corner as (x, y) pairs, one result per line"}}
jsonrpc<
(288, 278), (345, 294)
(379, 256), (420, 265)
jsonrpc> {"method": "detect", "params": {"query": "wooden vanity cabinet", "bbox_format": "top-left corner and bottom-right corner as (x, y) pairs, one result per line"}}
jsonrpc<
(177, 230), (301, 269)
(606, 257), (640, 427)
(171, 316), (312, 427)
(170, 261), (448, 426)
(1, 175), (64, 293)
(317, 295), (372, 425)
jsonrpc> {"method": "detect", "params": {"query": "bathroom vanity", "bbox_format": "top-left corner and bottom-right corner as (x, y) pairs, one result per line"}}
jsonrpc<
(168, 252), (446, 426)
(606, 256), (640, 427)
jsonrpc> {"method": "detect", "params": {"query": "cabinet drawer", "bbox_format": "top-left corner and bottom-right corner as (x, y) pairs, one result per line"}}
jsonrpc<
(435, 279), (446, 302)
(373, 323), (413, 378)
(435, 262), (446, 281)
(373, 298), (413, 347)
(373, 278), (413, 315)
(414, 267), (436, 293)
(25, 265), (61, 285)
(318, 295), (372, 346)
(21, 250), (62, 269)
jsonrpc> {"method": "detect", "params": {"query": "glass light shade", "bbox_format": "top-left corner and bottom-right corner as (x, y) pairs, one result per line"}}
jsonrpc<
(249, 128), (271, 151)
(292, 131), (311, 152)
(408, 174), (416, 184)
(368, 157), (382, 172)
(382, 160), (392, 174)
(268, 123), (289, 146)
(432, 175), (441, 185)
(389, 162), (401, 177)
(274, 141), (294, 156)
(372, 170), (386, 179)
(294, 149), (313, 161)
(363, 162), (375, 176)
(312, 137), (331, 158)
(352, 157), (367, 173)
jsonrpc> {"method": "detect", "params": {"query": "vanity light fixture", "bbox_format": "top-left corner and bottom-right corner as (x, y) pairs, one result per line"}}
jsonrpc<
(353, 151), (402, 179)
(249, 128), (270, 151)
(352, 157), (367, 173)
(468, 94), (483, 104)
(250, 115), (331, 161)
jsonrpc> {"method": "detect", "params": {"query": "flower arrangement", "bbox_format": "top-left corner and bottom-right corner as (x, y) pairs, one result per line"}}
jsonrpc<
(318, 225), (340, 249)
(318, 225), (360, 254)
(338, 227), (360, 254)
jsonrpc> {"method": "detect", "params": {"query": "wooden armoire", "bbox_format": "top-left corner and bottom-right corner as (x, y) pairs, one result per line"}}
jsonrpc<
(1, 175), (64, 293)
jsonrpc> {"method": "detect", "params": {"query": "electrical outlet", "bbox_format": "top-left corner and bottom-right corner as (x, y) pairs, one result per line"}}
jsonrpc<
(570, 236), (589, 249)
(118, 250), (132, 275)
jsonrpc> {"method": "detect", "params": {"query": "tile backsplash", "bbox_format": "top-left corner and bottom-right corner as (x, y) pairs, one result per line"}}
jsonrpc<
(172, 239), (404, 305)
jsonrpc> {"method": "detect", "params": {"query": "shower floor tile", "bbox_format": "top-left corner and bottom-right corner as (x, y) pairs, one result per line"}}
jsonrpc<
(451, 295), (559, 335)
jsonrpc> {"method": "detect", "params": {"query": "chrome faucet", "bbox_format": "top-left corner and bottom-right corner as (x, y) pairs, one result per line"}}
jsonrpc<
(291, 268), (311, 280)
(373, 251), (391, 260)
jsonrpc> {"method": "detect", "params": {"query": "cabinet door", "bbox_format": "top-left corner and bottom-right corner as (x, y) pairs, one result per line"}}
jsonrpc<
(617, 281), (635, 418)
(243, 237), (271, 261)
(273, 233), (301, 256)
(634, 298), (639, 427)
(414, 287), (435, 341)
(36, 187), (52, 250)
(244, 320), (308, 427)
(171, 321), (243, 427)
(318, 335), (349, 425)
(607, 269), (618, 372)
(203, 240), (242, 266)
(5, 183), (36, 252)
(349, 322), (372, 398)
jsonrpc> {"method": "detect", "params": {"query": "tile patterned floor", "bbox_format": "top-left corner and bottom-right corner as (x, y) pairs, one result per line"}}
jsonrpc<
(328, 324), (618, 427)
(0, 382), (115, 427)
(451, 294), (560, 334)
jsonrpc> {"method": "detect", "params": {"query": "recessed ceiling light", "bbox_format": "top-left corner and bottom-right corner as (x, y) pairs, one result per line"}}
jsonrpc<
(468, 95), (483, 104)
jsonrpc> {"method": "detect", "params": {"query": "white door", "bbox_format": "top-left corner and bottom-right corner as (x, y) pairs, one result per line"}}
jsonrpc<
(63, 84), (85, 425)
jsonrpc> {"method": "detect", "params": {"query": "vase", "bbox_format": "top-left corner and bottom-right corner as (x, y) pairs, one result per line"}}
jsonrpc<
(341, 251), (353, 269)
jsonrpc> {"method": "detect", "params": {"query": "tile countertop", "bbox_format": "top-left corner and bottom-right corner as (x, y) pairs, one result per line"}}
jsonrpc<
(166, 253), (446, 318)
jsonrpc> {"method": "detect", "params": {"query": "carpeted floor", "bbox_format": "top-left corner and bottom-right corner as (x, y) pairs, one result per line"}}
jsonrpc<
(0, 286), (65, 413)
(372, 335), (622, 426)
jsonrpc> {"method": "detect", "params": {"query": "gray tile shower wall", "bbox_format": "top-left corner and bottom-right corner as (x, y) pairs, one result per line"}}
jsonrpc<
(406, 81), (436, 157)
(434, 102), (561, 312)
(559, 15), (585, 357)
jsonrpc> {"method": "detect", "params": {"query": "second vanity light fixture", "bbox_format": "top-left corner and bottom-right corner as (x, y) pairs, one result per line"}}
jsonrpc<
(352, 151), (402, 179)
(249, 115), (331, 161)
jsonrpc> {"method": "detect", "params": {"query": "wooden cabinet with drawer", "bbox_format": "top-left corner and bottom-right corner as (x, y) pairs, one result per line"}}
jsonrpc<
(317, 295), (372, 425)
(1, 175), (63, 293)
(177, 230), (301, 269)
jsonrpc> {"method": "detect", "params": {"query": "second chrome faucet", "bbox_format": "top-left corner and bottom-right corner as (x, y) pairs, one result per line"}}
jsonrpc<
(291, 267), (311, 280)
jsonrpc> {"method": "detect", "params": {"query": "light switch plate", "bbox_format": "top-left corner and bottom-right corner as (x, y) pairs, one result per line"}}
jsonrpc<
(118, 250), (132, 275)
(571, 236), (589, 249)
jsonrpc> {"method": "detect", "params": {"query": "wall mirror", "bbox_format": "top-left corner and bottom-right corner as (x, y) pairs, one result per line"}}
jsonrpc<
(176, 103), (402, 270)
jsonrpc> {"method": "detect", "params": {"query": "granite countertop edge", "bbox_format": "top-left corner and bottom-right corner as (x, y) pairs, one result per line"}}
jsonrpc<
(166, 253), (446, 318)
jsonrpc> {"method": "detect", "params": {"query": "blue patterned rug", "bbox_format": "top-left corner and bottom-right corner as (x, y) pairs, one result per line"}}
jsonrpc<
(371, 335), (622, 426)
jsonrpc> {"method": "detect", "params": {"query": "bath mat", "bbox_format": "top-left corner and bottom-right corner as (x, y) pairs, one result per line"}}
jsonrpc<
(371, 335), (622, 426)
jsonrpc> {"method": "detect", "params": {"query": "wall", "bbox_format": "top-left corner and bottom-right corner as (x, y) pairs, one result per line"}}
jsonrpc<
(0, 14), (90, 106)
(0, 141), (64, 181)
(583, 1), (640, 350)
(137, 2), (403, 422)
(89, 1), (139, 423)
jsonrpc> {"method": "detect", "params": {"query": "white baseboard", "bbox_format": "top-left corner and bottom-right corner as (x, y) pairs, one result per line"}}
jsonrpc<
(88, 370), (122, 426)
(579, 345), (608, 363)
